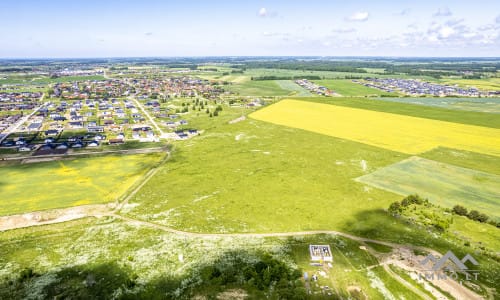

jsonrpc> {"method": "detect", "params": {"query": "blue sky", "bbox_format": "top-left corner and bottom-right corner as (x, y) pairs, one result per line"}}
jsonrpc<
(0, 0), (499, 57)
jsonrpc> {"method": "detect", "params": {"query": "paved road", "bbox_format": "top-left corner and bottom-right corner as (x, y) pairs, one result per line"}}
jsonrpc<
(0, 93), (46, 144)
(129, 96), (165, 136)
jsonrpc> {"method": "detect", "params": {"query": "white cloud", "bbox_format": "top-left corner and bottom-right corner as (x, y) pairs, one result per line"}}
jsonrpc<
(496, 15), (500, 24)
(346, 11), (369, 22)
(438, 26), (455, 39)
(258, 7), (267, 17)
(332, 27), (356, 34)
(397, 8), (411, 16)
(144, 32), (153, 36)
(433, 7), (452, 17)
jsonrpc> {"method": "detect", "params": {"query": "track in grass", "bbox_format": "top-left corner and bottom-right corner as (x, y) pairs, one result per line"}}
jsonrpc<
(250, 99), (500, 156)
(356, 156), (500, 219)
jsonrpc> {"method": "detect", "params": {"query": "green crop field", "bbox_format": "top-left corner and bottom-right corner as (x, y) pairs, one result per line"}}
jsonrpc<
(225, 79), (290, 96)
(314, 79), (396, 96)
(299, 97), (500, 129)
(275, 80), (311, 96)
(124, 117), (407, 233)
(370, 97), (500, 113)
(356, 156), (500, 220)
(0, 153), (164, 216)
(438, 78), (500, 91)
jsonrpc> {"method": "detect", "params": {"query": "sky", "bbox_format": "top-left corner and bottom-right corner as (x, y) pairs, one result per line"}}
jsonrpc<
(0, 0), (499, 58)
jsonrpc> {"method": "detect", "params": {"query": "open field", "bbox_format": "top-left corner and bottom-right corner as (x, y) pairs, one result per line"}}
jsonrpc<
(0, 217), (438, 299)
(371, 97), (500, 113)
(225, 80), (289, 96)
(250, 99), (500, 156)
(437, 77), (500, 91)
(0, 153), (164, 216)
(314, 79), (396, 96)
(124, 117), (407, 233)
(356, 156), (500, 220)
(275, 80), (311, 96)
(420, 147), (500, 175)
(301, 97), (500, 129)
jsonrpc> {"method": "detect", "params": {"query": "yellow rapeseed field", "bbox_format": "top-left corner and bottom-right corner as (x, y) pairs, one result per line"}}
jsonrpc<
(250, 99), (500, 156)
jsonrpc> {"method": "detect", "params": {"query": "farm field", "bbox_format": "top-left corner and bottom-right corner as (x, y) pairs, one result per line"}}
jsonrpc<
(0, 153), (164, 216)
(314, 79), (395, 96)
(356, 156), (500, 220)
(420, 147), (500, 175)
(275, 80), (311, 96)
(437, 77), (500, 91)
(225, 79), (289, 96)
(124, 117), (407, 233)
(249, 99), (500, 155)
(371, 97), (500, 113)
(302, 97), (500, 129)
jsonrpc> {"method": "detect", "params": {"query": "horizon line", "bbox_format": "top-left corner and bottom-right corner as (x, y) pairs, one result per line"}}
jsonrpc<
(1, 55), (500, 60)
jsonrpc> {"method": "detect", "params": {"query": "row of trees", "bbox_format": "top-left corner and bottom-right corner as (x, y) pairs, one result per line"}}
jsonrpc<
(452, 205), (491, 223)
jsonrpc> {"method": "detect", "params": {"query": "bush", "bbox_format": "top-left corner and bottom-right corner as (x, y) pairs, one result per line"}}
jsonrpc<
(452, 205), (468, 216)
(401, 194), (424, 207)
(388, 201), (402, 214)
(467, 210), (489, 223)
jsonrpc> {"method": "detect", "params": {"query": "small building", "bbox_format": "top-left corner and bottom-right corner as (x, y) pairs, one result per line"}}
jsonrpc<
(45, 129), (59, 136)
(87, 126), (104, 133)
(309, 245), (333, 262)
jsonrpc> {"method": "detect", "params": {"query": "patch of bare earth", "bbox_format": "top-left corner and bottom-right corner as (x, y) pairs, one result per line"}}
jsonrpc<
(216, 289), (248, 300)
(381, 247), (483, 300)
(0, 204), (111, 231)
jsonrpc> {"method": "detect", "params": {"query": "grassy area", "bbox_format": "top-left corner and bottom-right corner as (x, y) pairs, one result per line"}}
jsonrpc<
(299, 97), (500, 129)
(250, 99), (500, 156)
(370, 97), (500, 113)
(438, 77), (500, 91)
(0, 217), (417, 299)
(225, 80), (289, 96)
(357, 156), (500, 220)
(0, 153), (164, 216)
(420, 147), (500, 175)
(364, 241), (393, 253)
(275, 80), (311, 96)
(124, 115), (407, 233)
(314, 79), (395, 96)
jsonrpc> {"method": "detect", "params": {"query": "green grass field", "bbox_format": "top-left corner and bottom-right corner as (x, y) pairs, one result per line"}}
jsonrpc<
(124, 117), (407, 233)
(356, 156), (500, 220)
(299, 97), (500, 129)
(314, 79), (396, 96)
(225, 80), (289, 96)
(0, 153), (164, 216)
(371, 97), (500, 113)
(275, 80), (311, 96)
(438, 77), (500, 91)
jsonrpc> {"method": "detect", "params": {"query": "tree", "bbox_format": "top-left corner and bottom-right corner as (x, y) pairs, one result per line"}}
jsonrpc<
(388, 201), (401, 215)
(468, 210), (481, 221)
(452, 205), (468, 216)
(213, 110), (219, 117)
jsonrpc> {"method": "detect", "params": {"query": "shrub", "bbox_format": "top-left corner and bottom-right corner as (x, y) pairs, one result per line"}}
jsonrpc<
(452, 205), (468, 216)
(388, 201), (402, 215)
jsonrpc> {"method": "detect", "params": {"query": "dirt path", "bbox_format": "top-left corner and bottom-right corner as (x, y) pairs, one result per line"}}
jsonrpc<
(0, 209), (484, 299)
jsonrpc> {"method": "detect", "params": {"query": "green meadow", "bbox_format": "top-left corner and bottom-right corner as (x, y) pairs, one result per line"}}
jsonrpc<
(314, 79), (396, 96)
(0, 153), (164, 216)
(356, 156), (500, 220)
